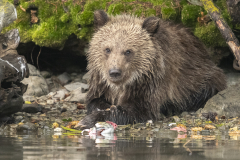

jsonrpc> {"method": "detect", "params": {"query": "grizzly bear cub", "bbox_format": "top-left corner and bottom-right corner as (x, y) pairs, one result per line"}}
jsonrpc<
(77, 10), (226, 128)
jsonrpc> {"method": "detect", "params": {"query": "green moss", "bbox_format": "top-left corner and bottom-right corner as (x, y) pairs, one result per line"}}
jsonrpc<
(214, 0), (233, 28)
(2, 0), (235, 48)
(161, 7), (177, 20)
(60, 13), (69, 23)
(145, 8), (156, 17)
(77, 11), (94, 26)
(181, 5), (203, 27)
(194, 22), (227, 47)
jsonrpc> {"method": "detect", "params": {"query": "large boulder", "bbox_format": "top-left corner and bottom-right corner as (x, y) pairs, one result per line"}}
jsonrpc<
(198, 84), (240, 118)
(0, 29), (29, 116)
(22, 64), (49, 100)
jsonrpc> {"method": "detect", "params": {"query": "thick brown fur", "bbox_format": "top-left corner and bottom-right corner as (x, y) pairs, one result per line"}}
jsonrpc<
(78, 10), (226, 128)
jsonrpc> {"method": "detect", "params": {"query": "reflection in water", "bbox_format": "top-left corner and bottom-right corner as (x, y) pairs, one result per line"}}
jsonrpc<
(1, 132), (240, 160)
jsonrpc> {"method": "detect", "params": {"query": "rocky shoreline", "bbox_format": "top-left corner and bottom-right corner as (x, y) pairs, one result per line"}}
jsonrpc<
(0, 62), (240, 139)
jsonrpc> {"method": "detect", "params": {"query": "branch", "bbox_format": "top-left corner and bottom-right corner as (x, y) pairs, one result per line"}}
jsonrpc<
(200, 0), (240, 70)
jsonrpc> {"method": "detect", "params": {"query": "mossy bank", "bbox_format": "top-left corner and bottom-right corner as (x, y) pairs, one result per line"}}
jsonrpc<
(2, 0), (238, 49)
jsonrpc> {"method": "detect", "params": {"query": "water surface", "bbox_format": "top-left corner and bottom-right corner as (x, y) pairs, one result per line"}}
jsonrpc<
(0, 131), (240, 160)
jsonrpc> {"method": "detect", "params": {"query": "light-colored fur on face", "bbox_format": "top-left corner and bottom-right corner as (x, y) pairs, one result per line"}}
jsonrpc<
(87, 15), (164, 88)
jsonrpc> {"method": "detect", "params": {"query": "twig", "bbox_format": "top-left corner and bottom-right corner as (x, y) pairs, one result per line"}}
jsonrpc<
(20, 5), (26, 12)
(31, 46), (35, 65)
(37, 47), (42, 70)
(183, 139), (192, 154)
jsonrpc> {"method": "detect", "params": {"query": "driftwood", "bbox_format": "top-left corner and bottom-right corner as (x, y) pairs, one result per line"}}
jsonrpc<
(0, 29), (29, 116)
(200, 0), (240, 70)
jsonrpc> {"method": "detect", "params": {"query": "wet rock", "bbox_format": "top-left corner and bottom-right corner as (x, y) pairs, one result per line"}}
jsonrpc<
(14, 116), (23, 123)
(82, 72), (90, 84)
(0, 29), (29, 116)
(47, 99), (54, 105)
(40, 71), (51, 78)
(64, 82), (89, 92)
(22, 64), (49, 98)
(57, 72), (71, 85)
(16, 122), (38, 131)
(22, 104), (42, 113)
(62, 102), (77, 111)
(199, 84), (240, 117)
(47, 110), (61, 117)
(64, 87), (86, 103)
(172, 116), (180, 122)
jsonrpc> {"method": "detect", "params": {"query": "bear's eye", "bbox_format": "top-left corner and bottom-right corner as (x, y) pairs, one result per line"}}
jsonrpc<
(124, 50), (131, 56)
(105, 48), (111, 54)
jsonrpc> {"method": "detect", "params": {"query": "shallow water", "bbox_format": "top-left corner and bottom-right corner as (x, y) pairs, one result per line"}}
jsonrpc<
(1, 130), (240, 160)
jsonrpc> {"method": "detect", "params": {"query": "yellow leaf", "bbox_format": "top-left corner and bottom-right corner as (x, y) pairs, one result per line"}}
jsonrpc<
(25, 101), (31, 104)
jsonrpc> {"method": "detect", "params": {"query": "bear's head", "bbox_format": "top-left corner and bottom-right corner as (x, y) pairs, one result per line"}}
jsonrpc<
(87, 10), (164, 86)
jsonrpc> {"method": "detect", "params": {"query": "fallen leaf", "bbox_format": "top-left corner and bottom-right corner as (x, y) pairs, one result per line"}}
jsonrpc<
(25, 101), (31, 104)
(191, 127), (203, 132)
(177, 124), (186, 129)
(204, 125), (216, 130)
(52, 122), (59, 128)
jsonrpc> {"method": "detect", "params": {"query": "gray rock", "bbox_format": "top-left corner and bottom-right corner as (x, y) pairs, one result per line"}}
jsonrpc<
(199, 84), (240, 117)
(22, 104), (42, 113)
(57, 72), (71, 85)
(27, 63), (41, 76)
(64, 82), (89, 92)
(40, 71), (51, 78)
(82, 72), (90, 83)
(22, 64), (49, 97)
(14, 116), (23, 123)
(0, 0), (17, 32)
(64, 87), (86, 103)
(62, 102), (77, 111)
(46, 99), (54, 105)
(16, 122), (38, 131)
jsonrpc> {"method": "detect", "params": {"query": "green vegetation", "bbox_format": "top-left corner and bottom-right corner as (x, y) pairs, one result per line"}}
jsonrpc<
(2, 0), (235, 48)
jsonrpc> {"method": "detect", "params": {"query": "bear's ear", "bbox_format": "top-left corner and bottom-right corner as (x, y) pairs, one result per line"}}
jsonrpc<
(94, 10), (109, 29)
(142, 17), (159, 34)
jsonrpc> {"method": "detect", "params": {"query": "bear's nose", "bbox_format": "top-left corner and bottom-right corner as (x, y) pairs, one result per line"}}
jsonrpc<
(109, 69), (122, 78)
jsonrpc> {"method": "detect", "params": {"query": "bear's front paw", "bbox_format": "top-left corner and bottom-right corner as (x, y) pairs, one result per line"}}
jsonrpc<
(75, 111), (105, 129)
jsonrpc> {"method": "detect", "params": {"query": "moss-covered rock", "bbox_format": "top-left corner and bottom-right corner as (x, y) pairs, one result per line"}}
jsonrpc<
(2, 0), (236, 49)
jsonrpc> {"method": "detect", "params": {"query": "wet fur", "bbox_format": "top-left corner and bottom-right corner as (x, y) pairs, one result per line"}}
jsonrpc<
(79, 10), (226, 128)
